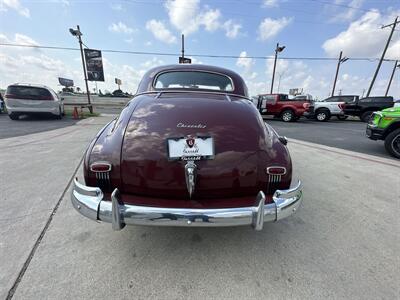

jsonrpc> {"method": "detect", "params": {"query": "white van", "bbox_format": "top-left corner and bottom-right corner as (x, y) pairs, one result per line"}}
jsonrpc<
(5, 83), (64, 120)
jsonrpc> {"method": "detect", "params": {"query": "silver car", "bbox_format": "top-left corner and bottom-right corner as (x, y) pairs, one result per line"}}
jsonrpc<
(4, 83), (64, 120)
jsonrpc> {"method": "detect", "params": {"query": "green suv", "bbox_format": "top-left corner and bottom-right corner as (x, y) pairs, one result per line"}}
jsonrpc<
(366, 103), (400, 159)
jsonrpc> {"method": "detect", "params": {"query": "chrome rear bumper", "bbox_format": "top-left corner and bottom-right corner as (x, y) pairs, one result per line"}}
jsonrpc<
(71, 179), (303, 231)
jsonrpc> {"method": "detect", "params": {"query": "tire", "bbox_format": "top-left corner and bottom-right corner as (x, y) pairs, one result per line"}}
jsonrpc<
(56, 107), (62, 119)
(360, 111), (373, 122)
(384, 128), (400, 159)
(8, 113), (19, 120)
(337, 115), (348, 120)
(280, 110), (295, 122)
(315, 109), (330, 122)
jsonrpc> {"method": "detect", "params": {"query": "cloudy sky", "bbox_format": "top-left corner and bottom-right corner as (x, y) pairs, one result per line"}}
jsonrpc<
(0, 0), (399, 99)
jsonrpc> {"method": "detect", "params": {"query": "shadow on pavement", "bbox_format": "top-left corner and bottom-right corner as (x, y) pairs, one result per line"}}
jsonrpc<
(0, 113), (79, 139)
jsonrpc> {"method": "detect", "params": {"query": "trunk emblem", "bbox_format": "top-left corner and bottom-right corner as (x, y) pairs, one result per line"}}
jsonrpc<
(184, 160), (197, 198)
(186, 136), (195, 148)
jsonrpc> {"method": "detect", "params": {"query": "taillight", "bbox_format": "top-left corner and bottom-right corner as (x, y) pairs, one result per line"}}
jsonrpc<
(5, 94), (17, 99)
(338, 103), (345, 110)
(90, 162), (112, 172)
(91, 162), (112, 191)
(41, 96), (54, 101)
(266, 166), (286, 175)
(303, 103), (310, 109)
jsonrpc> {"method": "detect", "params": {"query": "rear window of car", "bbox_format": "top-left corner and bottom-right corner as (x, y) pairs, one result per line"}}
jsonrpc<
(260, 95), (276, 102)
(6, 86), (53, 100)
(339, 96), (357, 103)
(154, 71), (234, 92)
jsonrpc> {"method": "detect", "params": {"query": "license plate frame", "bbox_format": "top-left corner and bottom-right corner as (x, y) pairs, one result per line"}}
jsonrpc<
(167, 136), (215, 161)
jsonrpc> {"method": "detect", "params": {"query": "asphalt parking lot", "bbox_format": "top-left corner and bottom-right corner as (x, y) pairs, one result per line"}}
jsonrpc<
(0, 113), (79, 139)
(265, 116), (393, 160)
(1, 114), (399, 299)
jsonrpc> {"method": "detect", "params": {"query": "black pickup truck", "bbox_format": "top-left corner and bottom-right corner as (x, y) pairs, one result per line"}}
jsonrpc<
(343, 96), (394, 122)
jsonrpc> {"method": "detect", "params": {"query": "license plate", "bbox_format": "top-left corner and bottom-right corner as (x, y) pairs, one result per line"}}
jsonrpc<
(167, 136), (214, 161)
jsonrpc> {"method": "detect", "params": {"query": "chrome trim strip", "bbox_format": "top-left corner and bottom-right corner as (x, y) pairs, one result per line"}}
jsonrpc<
(133, 90), (252, 101)
(71, 179), (302, 231)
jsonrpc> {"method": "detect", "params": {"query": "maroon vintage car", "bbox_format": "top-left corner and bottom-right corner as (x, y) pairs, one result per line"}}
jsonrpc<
(71, 64), (302, 231)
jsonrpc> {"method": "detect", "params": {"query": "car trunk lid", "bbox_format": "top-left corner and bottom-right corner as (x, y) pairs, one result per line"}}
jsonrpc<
(120, 93), (266, 199)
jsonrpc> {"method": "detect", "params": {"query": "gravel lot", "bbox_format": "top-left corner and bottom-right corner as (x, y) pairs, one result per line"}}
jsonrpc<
(1, 114), (399, 300)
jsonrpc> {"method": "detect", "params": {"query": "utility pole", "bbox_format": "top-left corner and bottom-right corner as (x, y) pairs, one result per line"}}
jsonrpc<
(178, 34), (191, 63)
(181, 34), (184, 59)
(366, 16), (399, 97)
(69, 25), (92, 113)
(331, 51), (349, 96)
(385, 60), (399, 96)
(270, 42), (285, 94)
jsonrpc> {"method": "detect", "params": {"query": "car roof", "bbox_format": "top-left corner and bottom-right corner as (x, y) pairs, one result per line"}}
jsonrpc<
(9, 83), (53, 90)
(327, 95), (358, 97)
(136, 64), (248, 97)
(258, 93), (287, 96)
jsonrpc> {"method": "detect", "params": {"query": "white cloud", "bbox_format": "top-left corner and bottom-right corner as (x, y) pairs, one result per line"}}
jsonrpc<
(108, 22), (135, 34)
(0, 0), (30, 17)
(236, 51), (254, 71)
(165, 0), (200, 35)
(140, 57), (165, 69)
(21, 55), (65, 71)
(14, 33), (39, 46)
(236, 51), (258, 86)
(146, 19), (177, 44)
(191, 57), (203, 64)
(223, 20), (242, 39)
(110, 3), (122, 11)
(51, 0), (70, 6)
(200, 9), (221, 31)
(263, 0), (278, 7)
(124, 38), (134, 44)
(164, 0), (242, 39)
(0, 33), (163, 94)
(258, 17), (292, 41)
(322, 9), (400, 59)
(0, 33), (39, 47)
(330, 0), (364, 22)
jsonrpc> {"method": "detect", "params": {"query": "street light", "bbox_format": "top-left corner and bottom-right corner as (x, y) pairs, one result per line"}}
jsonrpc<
(69, 28), (82, 36)
(270, 42), (285, 94)
(69, 25), (92, 113)
(331, 51), (348, 97)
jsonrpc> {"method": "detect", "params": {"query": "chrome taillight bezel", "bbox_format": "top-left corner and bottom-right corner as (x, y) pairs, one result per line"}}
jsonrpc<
(90, 162), (112, 173)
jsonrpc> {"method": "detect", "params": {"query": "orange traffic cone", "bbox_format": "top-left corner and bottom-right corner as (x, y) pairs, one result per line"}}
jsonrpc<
(72, 107), (79, 119)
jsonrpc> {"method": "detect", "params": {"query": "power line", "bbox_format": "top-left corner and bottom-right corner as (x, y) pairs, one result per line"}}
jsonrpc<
(0, 42), (397, 62)
(307, 0), (373, 13)
(121, 0), (350, 26)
